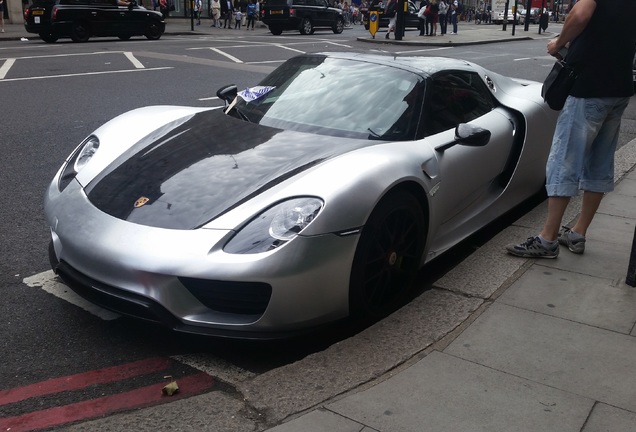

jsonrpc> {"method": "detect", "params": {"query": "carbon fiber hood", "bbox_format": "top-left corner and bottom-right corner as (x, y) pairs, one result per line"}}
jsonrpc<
(85, 109), (369, 230)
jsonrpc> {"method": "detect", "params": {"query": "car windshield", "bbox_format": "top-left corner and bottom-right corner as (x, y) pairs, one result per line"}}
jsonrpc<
(229, 55), (423, 140)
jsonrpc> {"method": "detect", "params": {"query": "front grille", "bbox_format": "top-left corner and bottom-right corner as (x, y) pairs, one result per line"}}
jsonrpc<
(179, 277), (272, 315)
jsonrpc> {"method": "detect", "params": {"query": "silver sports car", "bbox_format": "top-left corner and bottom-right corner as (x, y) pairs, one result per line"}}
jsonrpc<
(45, 53), (558, 339)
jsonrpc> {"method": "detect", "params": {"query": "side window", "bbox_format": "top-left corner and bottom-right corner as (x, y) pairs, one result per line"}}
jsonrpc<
(315, 0), (327, 7)
(426, 71), (496, 136)
(294, 0), (307, 5)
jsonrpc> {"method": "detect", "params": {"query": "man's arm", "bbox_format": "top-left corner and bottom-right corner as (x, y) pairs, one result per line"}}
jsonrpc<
(547, 0), (596, 57)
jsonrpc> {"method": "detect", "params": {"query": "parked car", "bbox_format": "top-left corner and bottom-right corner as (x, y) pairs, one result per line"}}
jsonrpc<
(261, 0), (344, 35)
(517, 8), (540, 24)
(45, 53), (558, 339)
(24, 0), (165, 43)
(490, 9), (517, 24)
(362, 0), (420, 29)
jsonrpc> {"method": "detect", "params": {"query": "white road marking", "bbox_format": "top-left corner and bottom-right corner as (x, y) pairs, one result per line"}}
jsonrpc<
(395, 47), (454, 54)
(124, 51), (145, 69)
(23, 270), (120, 320)
(0, 58), (16, 80)
(2, 50), (132, 61)
(210, 48), (244, 63)
(274, 44), (305, 54)
(0, 67), (173, 83)
(514, 57), (532, 61)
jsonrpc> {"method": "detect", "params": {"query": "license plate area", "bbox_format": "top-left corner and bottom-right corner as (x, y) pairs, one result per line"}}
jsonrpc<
(33, 10), (45, 15)
(270, 10), (283, 14)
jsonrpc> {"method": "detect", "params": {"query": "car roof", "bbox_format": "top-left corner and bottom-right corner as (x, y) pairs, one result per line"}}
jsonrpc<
(311, 52), (478, 77)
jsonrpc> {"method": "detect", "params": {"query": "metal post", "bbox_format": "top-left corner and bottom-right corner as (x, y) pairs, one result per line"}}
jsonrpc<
(395, 0), (405, 40)
(626, 226), (636, 286)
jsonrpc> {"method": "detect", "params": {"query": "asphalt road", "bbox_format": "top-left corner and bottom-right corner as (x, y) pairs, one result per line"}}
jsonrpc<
(1, 25), (635, 431)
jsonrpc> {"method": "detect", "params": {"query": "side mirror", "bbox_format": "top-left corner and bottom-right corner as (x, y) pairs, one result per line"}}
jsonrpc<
(454, 123), (491, 147)
(436, 123), (491, 152)
(216, 84), (238, 106)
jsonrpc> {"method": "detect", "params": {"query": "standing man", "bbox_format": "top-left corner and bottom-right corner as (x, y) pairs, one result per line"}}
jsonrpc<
(506, 0), (636, 259)
(448, 0), (458, 34)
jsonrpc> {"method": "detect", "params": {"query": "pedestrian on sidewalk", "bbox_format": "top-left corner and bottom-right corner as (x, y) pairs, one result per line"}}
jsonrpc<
(506, 0), (636, 259)
(417, 1), (428, 36)
(221, 0), (232, 27)
(384, 0), (397, 39)
(438, 0), (448, 34)
(234, 7), (242, 28)
(194, 0), (202, 24)
(211, 0), (221, 26)
(246, 0), (257, 29)
(448, 0), (459, 34)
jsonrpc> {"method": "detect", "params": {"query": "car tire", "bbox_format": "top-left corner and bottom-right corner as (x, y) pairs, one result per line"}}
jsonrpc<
(145, 22), (163, 40)
(39, 32), (59, 43)
(119, 35), (132, 40)
(299, 17), (313, 35)
(349, 189), (426, 321)
(70, 21), (90, 42)
(269, 25), (283, 35)
(332, 17), (344, 34)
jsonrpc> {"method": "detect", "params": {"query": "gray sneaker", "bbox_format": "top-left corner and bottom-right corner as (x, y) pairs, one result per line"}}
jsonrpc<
(558, 226), (586, 254)
(506, 236), (559, 259)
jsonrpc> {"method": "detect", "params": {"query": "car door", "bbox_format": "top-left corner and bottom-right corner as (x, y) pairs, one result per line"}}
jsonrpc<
(419, 70), (517, 240)
(311, 0), (331, 26)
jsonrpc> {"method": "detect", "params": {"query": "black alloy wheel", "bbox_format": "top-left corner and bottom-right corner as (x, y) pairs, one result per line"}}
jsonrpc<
(299, 17), (314, 35)
(70, 21), (90, 42)
(145, 22), (163, 40)
(39, 31), (59, 43)
(332, 17), (344, 34)
(349, 189), (426, 321)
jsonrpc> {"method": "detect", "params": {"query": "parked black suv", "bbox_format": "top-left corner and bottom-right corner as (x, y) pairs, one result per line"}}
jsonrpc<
(24, 0), (165, 43)
(262, 0), (344, 35)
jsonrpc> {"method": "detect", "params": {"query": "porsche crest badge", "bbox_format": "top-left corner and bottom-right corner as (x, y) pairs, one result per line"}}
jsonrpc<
(134, 197), (150, 208)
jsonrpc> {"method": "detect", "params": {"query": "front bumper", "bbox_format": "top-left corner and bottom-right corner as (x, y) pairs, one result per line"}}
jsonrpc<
(45, 179), (360, 338)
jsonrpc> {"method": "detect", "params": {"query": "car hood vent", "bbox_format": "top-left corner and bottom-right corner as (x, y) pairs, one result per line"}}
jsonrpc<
(85, 109), (367, 230)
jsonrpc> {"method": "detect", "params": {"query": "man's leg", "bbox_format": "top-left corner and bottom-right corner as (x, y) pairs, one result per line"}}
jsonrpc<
(540, 196), (571, 241)
(571, 191), (604, 236)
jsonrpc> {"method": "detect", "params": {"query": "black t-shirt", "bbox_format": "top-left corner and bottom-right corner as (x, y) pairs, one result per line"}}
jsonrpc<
(567, 0), (636, 97)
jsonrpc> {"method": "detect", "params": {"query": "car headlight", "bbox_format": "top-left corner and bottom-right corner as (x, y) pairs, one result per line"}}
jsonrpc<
(58, 135), (100, 191)
(224, 197), (323, 254)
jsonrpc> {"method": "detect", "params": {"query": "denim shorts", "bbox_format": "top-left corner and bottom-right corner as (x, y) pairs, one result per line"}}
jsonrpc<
(545, 96), (630, 197)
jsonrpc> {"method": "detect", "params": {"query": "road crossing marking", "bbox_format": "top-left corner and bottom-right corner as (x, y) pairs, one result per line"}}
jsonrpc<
(210, 47), (244, 63)
(0, 58), (15, 80)
(124, 51), (145, 68)
(0, 67), (173, 83)
(24, 270), (120, 320)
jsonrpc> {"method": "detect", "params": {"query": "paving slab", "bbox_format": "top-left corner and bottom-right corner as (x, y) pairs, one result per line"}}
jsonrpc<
(445, 303), (636, 412)
(498, 265), (636, 334)
(267, 408), (369, 432)
(326, 351), (593, 432)
(582, 403), (636, 432)
(536, 237), (631, 281)
(242, 289), (482, 424)
(434, 225), (533, 298)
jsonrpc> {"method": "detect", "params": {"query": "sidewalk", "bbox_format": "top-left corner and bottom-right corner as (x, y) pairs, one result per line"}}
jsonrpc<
(264, 140), (636, 431)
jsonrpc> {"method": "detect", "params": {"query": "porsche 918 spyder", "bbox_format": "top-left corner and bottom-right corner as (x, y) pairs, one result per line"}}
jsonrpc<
(45, 53), (558, 339)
